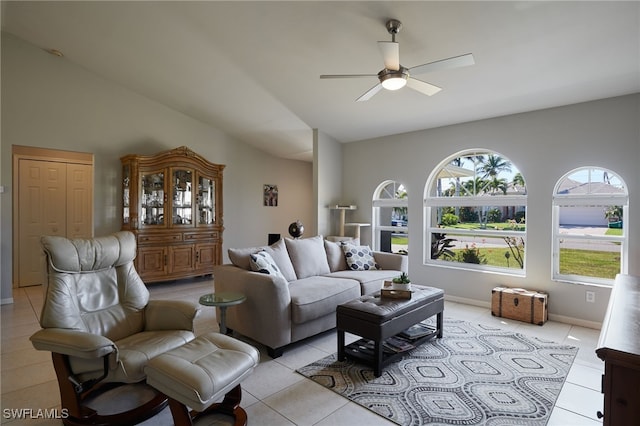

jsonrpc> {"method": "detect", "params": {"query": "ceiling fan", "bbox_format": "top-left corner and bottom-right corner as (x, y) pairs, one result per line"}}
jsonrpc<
(320, 19), (475, 102)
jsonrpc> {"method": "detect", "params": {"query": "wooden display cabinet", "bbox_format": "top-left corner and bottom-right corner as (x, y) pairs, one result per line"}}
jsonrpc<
(121, 146), (224, 283)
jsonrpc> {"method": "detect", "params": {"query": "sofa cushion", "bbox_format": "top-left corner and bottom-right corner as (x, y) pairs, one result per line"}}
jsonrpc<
(264, 238), (297, 281)
(325, 269), (403, 295)
(342, 244), (380, 271)
(324, 240), (348, 272)
(249, 251), (285, 279)
(285, 236), (330, 279)
(288, 276), (360, 324)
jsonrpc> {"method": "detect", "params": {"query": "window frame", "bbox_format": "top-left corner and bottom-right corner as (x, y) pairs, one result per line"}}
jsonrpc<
(372, 180), (408, 253)
(424, 149), (527, 276)
(552, 167), (628, 286)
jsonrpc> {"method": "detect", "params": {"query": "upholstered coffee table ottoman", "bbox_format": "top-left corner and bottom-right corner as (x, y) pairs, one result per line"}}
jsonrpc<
(337, 285), (444, 377)
(145, 332), (259, 426)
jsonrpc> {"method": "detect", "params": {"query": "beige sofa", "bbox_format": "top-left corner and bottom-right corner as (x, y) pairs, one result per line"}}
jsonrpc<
(212, 235), (408, 357)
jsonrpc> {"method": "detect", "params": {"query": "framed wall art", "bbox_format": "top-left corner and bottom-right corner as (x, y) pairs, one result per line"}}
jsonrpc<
(264, 184), (278, 206)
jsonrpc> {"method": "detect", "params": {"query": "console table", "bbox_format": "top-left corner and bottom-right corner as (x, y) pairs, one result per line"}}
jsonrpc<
(596, 274), (640, 425)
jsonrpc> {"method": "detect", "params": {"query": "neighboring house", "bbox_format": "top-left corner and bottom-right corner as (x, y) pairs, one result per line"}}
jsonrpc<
(557, 179), (626, 226)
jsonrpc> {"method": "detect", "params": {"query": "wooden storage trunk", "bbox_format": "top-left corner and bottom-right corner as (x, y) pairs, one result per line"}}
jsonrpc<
(491, 286), (548, 325)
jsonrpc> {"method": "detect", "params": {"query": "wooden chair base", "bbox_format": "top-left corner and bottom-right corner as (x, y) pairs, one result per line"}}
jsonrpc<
(168, 384), (247, 426)
(52, 353), (168, 426)
(61, 393), (168, 426)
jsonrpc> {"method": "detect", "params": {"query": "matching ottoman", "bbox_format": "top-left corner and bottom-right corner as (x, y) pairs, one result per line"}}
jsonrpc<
(145, 332), (259, 426)
(337, 284), (444, 377)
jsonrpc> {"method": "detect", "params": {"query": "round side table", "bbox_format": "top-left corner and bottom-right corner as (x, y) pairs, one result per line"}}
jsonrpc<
(199, 292), (246, 335)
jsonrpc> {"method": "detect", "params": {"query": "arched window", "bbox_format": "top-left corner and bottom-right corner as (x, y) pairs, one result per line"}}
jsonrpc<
(552, 167), (628, 285)
(372, 180), (408, 254)
(424, 150), (527, 275)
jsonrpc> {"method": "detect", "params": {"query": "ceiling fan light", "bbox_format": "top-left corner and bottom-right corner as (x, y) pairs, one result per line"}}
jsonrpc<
(378, 67), (409, 91)
(381, 76), (407, 90)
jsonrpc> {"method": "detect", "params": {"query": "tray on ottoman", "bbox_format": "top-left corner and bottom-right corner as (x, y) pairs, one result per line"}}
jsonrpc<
(336, 284), (444, 377)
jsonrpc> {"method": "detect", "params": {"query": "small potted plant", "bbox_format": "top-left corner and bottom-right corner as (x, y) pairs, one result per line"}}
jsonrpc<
(392, 272), (411, 291)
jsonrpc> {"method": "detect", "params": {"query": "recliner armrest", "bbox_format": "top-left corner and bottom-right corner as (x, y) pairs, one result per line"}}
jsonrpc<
(145, 300), (200, 332)
(373, 251), (408, 272)
(30, 328), (115, 359)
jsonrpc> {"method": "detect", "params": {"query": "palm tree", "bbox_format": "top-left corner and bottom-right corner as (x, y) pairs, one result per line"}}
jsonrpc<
(512, 172), (526, 188)
(486, 177), (508, 195)
(478, 154), (512, 180)
(462, 177), (487, 196)
(443, 181), (458, 197)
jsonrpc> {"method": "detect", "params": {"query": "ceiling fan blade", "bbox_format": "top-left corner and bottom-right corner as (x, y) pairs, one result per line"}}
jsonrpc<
(378, 41), (400, 71)
(320, 74), (376, 79)
(406, 78), (442, 96)
(409, 53), (475, 76)
(356, 83), (383, 102)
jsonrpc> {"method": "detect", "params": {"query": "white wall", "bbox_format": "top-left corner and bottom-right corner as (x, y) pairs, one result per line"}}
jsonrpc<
(343, 94), (639, 326)
(1, 33), (313, 301)
(314, 129), (343, 237)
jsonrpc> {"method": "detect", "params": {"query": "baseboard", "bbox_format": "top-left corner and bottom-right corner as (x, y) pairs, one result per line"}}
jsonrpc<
(444, 294), (490, 309)
(1, 297), (14, 305)
(444, 294), (602, 330)
(547, 313), (601, 330)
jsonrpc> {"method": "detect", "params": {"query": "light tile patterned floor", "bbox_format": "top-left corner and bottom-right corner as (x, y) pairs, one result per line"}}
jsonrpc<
(1, 279), (603, 425)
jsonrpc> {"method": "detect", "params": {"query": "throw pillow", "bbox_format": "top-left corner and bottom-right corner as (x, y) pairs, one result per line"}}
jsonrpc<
(249, 251), (285, 279)
(285, 235), (331, 279)
(341, 244), (380, 271)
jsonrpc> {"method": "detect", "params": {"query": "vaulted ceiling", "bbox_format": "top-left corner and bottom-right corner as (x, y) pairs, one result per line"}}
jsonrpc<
(2, 1), (639, 162)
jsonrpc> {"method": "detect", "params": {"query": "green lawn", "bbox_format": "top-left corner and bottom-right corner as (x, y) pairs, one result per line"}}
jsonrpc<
(559, 248), (620, 279)
(391, 236), (408, 245)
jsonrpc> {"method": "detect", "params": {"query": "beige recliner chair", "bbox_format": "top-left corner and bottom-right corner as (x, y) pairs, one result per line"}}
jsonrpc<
(30, 231), (200, 425)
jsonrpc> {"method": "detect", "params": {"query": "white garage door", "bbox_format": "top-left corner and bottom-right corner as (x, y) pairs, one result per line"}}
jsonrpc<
(559, 206), (608, 226)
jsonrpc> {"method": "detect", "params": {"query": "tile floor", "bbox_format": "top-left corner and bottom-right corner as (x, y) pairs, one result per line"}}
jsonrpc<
(1, 278), (604, 425)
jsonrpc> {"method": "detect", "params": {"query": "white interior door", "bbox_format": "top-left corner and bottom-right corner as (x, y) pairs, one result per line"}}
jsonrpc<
(18, 159), (66, 287)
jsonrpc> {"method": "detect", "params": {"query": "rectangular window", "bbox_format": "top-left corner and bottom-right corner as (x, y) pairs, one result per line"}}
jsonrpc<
(553, 202), (626, 284)
(552, 168), (627, 286)
(428, 204), (526, 274)
(557, 237), (622, 280)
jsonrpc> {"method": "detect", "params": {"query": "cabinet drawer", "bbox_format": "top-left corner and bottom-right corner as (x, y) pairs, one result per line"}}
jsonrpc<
(138, 233), (183, 244)
(184, 231), (219, 241)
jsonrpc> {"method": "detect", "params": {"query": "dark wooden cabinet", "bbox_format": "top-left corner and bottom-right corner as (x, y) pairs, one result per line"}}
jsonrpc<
(121, 146), (224, 283)
(596, 274), (640, 425)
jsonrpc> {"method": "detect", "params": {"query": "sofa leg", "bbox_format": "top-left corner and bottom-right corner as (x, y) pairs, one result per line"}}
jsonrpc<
(267, 346), (283, 358)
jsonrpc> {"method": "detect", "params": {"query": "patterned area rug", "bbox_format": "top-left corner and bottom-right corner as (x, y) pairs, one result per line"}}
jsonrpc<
(297, 319), (578, 426)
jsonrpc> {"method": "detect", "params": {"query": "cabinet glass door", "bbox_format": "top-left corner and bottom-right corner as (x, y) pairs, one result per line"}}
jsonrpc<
(197, 176), (216, 225)
(122, 164), (130, 225)
(172, 169), (193, 225)
(141, 171), (165, 226)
